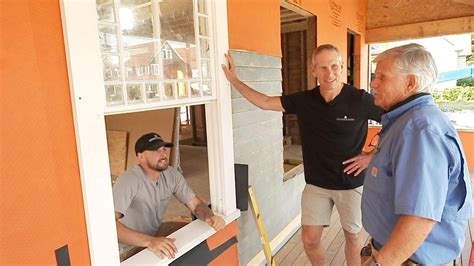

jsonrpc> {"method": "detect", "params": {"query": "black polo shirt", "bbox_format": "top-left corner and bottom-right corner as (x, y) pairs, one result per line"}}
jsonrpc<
(281, 84), (383, 189)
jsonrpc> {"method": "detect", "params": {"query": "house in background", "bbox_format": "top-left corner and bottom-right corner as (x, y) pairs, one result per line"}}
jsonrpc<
(2, 0), (474, 265)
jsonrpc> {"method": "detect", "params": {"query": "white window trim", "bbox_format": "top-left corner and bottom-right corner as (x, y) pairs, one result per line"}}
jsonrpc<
(60, 0), (238, 264)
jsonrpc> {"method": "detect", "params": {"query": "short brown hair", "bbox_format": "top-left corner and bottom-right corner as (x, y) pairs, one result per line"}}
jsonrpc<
(312, 44), (343, 66)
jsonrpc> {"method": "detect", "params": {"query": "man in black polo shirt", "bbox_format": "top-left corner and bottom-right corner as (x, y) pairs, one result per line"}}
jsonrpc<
(222, 44), (383, 265)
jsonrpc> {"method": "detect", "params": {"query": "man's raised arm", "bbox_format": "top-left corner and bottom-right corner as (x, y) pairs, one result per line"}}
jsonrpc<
(221, 53), (285, 112)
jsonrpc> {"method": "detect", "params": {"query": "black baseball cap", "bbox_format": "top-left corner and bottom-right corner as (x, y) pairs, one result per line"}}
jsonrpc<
(135, 133), (173, 155)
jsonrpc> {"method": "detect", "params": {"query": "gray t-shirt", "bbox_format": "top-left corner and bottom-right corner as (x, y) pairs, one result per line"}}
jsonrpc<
(113, 165), (195, 248)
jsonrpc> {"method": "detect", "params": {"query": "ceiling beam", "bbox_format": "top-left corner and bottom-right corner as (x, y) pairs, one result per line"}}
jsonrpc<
(281, 21), (307, 33)
(451, 0), (474, 5)
(366, 16), (474, 43)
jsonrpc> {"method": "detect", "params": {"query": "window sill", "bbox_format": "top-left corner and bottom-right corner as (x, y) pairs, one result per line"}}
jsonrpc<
(283, 163), (304, 182)
(121, 210), (240, 265)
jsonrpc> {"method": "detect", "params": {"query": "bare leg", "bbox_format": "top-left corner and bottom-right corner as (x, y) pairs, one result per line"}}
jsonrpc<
(343, 229), (363, 266)
(302, 225), (325, 265)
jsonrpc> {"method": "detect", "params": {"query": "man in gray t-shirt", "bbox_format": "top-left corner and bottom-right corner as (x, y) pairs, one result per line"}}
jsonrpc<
(113, 132), (225, 260)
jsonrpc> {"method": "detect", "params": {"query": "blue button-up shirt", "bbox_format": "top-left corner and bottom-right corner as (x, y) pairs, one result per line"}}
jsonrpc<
(362, 95), (472, 264)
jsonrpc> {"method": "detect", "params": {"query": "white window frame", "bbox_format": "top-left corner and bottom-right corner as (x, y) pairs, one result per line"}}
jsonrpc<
(60, 0), (239, 264)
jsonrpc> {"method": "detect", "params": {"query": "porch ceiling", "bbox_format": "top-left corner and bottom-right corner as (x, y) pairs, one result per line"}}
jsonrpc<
(366, 0), (474, 43)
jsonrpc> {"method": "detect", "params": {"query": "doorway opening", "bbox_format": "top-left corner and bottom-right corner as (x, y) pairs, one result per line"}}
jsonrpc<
(347, 31), (356, 86)
(280, 3), (316, 179)
(179, 105), (207, 147)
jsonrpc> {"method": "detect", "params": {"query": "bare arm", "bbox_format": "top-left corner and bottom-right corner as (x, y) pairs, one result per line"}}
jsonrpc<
(374, 215), (436, 265)
(186, 197), (225, 231)
(115, 212), (177, 259)
(221, 53), (284, 112)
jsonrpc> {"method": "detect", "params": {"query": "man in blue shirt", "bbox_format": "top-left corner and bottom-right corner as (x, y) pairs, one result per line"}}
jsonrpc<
(362, 43), (472, 265)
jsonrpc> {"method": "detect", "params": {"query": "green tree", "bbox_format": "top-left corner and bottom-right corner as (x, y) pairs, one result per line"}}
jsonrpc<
(466, 33), (474, 66)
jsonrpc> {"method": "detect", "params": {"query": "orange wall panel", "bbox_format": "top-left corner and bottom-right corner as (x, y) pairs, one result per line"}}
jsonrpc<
(208, 243), (239, 266)
(227, 0), (281, 57)
(0, 0), (90, 264)
(226, 0), (370, 89)
(298, 0), (370, 89)
(459, 131), (474, 170)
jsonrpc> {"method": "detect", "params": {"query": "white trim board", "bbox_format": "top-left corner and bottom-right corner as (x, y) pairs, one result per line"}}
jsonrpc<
(60, 0), (120, 263)
(123, 210), (240, 265)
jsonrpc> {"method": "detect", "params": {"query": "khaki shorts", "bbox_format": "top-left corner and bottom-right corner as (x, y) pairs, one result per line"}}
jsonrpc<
(301, 184), (363, 233)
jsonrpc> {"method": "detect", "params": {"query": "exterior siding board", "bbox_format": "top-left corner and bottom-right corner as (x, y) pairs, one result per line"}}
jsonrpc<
(230, 50), (305, 264)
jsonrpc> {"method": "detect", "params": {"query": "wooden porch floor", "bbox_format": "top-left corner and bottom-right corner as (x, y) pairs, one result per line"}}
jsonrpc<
(274, 200), (474, 265)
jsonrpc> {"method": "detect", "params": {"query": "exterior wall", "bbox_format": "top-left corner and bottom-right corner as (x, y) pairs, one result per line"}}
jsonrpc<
(0, 0), (90, 264)
(227, 0), (371, 87)
(170, 221), (240, 265)
(229, 50), (306, 264)
(227, 0), (281, 57)
(296, 0), (370, 89)
(457, 131), (474, 171)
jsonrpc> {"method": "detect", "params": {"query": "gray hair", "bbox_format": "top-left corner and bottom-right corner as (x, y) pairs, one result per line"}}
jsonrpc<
(312, 44), (343, 66)
(374, 43), (438, 93)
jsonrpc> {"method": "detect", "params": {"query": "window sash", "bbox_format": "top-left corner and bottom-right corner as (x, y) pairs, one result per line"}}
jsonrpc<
(96, 0), (217, 113)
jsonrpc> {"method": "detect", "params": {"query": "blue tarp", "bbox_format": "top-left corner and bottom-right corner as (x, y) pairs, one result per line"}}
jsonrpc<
(437, 67), (474, 83)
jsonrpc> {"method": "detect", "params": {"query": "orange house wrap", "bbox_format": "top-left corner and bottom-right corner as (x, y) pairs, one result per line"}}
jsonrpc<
(1, 0), (90, 264)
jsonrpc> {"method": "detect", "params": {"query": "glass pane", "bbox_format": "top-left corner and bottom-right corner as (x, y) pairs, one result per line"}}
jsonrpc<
(202, 80), (212, 96)
(145, 83), (160, 102)
(201, 59), (210, 79)
(102, 55), (121, 81)
(160, 1), (195, 43)
(96, 0), (115, 22)
(163, 82), (176, 100)
(200, 38), (210, 58)
(99, 25), (118, 53)
(105, 85), (124, 105)
(160, 1), (197, 80)
(126, 84), (144, 103)
(178, 81), (188, 98)
(198, 16), (208, 36)
(191, 81), (201, 97)
(123, 41), (161, 81)
(120, 2), (153, 42)
(96, 0), (215, 109)
(150, 64), (161, 76)
(197, 0), (207, 14)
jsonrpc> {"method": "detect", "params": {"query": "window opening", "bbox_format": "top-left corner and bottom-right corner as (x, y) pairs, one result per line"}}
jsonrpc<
(104, 105), (210, 260)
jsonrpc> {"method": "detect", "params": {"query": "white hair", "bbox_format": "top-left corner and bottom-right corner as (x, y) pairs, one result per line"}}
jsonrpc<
(374, 43), (438, 93)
